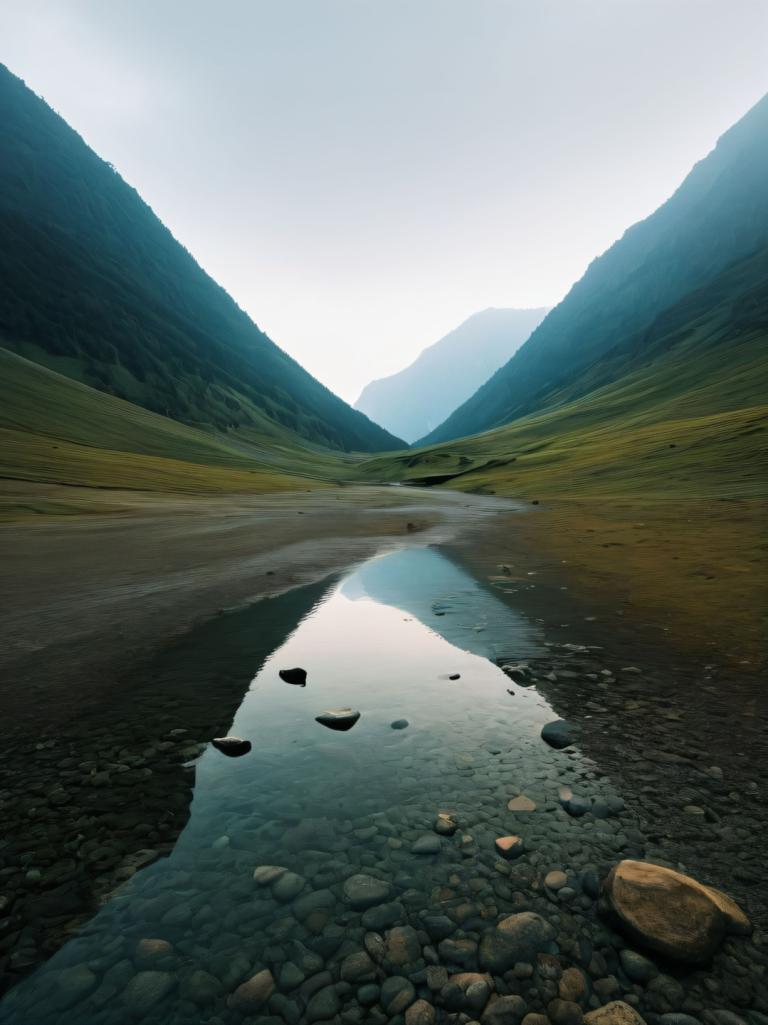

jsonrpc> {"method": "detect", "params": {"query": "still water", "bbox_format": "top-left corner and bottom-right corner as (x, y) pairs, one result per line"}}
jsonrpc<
(0, 547), (628, 1024)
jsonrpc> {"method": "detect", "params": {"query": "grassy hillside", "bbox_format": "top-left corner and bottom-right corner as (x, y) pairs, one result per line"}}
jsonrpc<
(0, 64), (402, 454)
(424, 92), (768, 444)
(361, 248), (768, 500)
(0, 346), (352, 503)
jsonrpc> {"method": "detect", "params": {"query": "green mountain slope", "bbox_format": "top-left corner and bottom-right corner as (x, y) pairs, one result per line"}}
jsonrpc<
(355, 307), (548, 443)
(361, 245), (768, 499)
(0, 64), (402, 454)
(0, 345), (350, 500)
(423, 92), (768, 444)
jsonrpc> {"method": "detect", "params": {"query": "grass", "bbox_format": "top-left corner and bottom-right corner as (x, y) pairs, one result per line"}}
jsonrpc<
(0, 346), (356, 516)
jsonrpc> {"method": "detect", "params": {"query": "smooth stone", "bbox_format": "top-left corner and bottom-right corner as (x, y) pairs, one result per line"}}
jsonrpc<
(279, 667), (307, 686)
(541, 720), (575, 749)
(293, 888), (335, 919)
(315, 708), (361, 731)
(253, 865), (287, 886)
(211, 736), (252, 756)
(479, 912), (555, 973)
(482, 994), (528, 1025)
(361, 901), (404, 930)
(495, 835), (525, 859)
(545, 870), (568, 891)
(229, 969), (275, 1013)
(306, 985), (340, 1022)
(559, 967), (588, 1005)
(134, 938), (174, 968)
(604, 860), (749, 963)
(123, 971), (174, 1014)
(358, 983), (380, 1005)
(380, 976), (416, 1014)
(340, 951), (376, 983)
(278, 962), (305, 992)
(507, 795), (537, 812)
(619, 949), (658, 983)
(180, 969), (220, 1005)
(411, 834), (441, 855)
(434, 812), (458, 836)
(52, 965), (98, 1010)
(273, 871), (306, 902)
(385, 925), (421, 966)
(343, 873), (391, 910)
(391, 719), (410, 729)
(549, 999), (584, 1025)
(584, 1001), (647, 1025)
(406, 998), (437, 1025)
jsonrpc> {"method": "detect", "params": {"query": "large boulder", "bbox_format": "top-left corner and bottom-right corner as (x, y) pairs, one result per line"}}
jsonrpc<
(603, 861), (750, 963)
(479, 912), (554, 973)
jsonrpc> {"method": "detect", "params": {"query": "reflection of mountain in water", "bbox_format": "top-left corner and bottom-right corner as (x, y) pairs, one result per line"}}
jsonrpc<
(341, 547), (543, 664)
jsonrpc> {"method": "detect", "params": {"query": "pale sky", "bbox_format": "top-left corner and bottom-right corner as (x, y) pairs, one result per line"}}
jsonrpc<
(2, 1), (766, 402)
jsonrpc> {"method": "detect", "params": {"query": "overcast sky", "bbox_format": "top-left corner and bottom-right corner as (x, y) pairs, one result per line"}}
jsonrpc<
(2, 1), (767, 402)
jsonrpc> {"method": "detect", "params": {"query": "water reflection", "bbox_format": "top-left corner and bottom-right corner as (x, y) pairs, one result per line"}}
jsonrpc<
(0, 548), (567, 1024)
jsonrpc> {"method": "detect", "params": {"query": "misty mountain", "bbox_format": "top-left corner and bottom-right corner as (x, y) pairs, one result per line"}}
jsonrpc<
(355, 308), (548, 443)
(0, 64), (403, 454)
(423, 92), (768, 444)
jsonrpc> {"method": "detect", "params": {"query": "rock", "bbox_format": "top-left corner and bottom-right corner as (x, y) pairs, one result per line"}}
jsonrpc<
(426, 965), (449, 990)
(449, 673), (461, 680)
(380, 975), (416, 1014)
(134, 938), (174, 968)
(482, 994), (527, 1025)
(341, 951), (376, 982)
(704, 883), (753, 935)
(438, 937), (478, 966)
(584, 1001), (647, 1025)
(278, 962), (305, 991)
(358, 983), (380, 1005)
(604, 860), (750, 962)
(494, 836), (525, 859)
(229, 969), (275, 1013)
(411, 834), (441, 855)
(507, 795), (537, 812)
(541, 719), (575, 748)
(523, 1016), (551, 1025)
(279, 667), (307, 686)
(391, 719), (409, 729)
(306, 985), (340, 1022)
(362, 901), (404, 930)
(211, 736), (251, 756)
(293, 887), (336, 919)
(315, 708), (361, 731)
(253, 864), (288, 886)
(479, 912), (555, 972)
(272, 871), (305, 902)
(559, 967), (588, 1005)
(180, 969), (220, 1005)
(549, 999), (584, 1025)
(385, 925), (421, 966)
(545, 870), (568, 891)
(123, 971), (174, 1014)
(618, 950), (658, 983)
(406, 999), (437, 1025)
(441, 972), (492, 1012)
(343, 873), (391, 909)
(434, 812), (458, 835)
(52, 965), (98, 1010)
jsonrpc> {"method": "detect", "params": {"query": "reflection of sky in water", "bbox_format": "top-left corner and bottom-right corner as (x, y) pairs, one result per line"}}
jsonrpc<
(0, 547), (554, 1025)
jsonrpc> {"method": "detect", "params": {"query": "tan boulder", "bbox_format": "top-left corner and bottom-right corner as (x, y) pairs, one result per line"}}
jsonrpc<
(604, 860), (750, 963)
(584, 1000), (647, 1025)
(228, 969), (275, 1013)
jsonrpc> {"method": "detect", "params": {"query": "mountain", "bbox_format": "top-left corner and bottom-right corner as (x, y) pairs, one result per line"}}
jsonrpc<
(0, 64), (402, 454)
(362, 242), (768, 499)
(423, 92), (768, 444)
(354, 307), (548, 443)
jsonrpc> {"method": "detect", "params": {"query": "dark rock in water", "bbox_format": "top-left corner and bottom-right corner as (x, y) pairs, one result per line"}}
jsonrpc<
(315, 708), (361, 731)
(391, 719), (409, 730)
(279, 667), (307, 686)
(411, 834), (441, 855)
(212, 736), (252, 756)
(479, 912), (555, 972)
(541, 720), (575, 749)
(343, 873), (391, 910)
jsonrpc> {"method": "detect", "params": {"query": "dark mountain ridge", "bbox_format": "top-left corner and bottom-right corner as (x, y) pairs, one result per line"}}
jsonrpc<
(423, 91), (768, 444)
(0, 64), (403, 453)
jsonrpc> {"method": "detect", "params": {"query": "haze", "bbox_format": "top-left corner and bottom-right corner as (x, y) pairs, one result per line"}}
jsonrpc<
(2, 0), (766, 401)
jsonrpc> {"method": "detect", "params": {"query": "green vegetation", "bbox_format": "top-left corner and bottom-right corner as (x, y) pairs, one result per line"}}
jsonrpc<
(0, 64), (402, 454)
(423, 92), (768, 444)
(0, 346), (354, 498)
(361, 247), (768, 499)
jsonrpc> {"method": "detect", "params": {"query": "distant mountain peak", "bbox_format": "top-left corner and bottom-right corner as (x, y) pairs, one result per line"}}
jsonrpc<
(355, 307), (549, 443)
